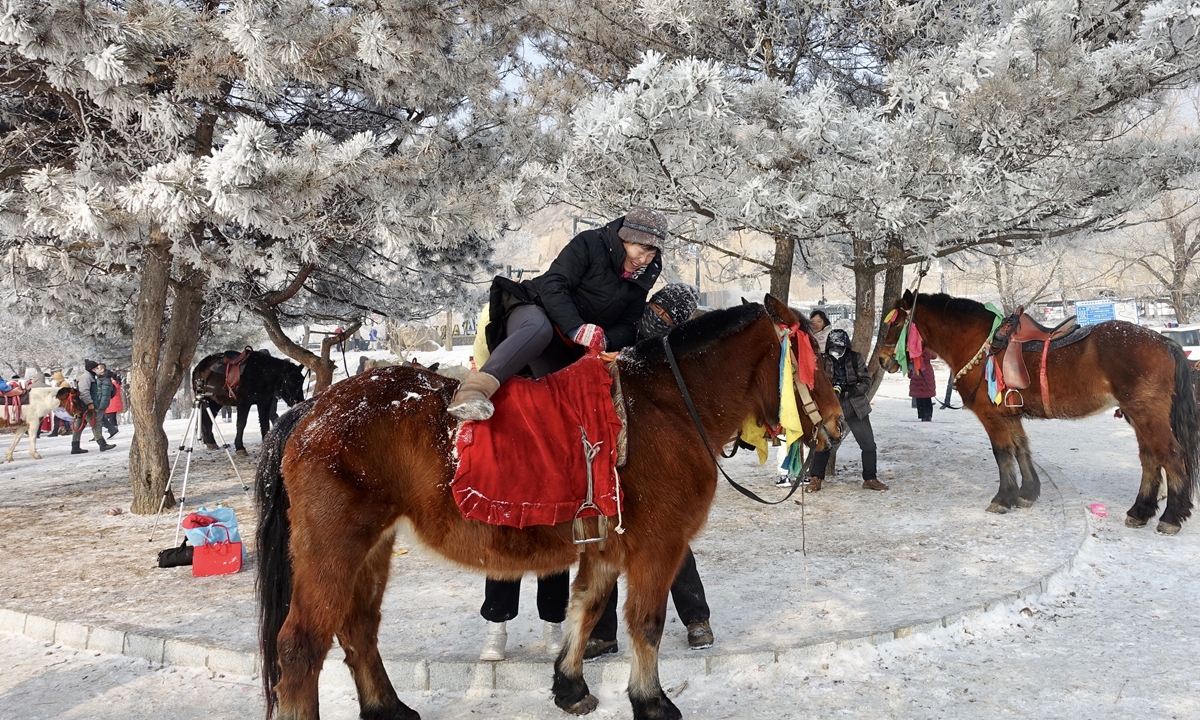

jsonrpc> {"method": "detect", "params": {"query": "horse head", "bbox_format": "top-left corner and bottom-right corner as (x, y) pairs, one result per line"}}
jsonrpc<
(763, 295), (844, 451)
(279, 362), (306, 406)
(876, 289), (915, 373)
(57, 387), (84, 417)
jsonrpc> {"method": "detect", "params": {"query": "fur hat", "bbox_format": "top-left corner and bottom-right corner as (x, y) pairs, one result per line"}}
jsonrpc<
(617, 207), (668, 250)
(638, 283), (700, 339)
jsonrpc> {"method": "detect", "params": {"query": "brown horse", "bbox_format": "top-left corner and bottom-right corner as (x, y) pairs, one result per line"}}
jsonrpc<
(879, 291), (1200, 533)
(255, 296), (843, 720)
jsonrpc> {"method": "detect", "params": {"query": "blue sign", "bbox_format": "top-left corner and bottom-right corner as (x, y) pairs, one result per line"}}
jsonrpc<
(1074, 299), (1139, 326)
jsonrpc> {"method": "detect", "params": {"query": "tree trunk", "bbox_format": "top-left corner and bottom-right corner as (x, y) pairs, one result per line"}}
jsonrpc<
(850, 236), (878, 356)
(769, 232), (796, 304)
(256, 303), (360, 395)
(866, 260), (906, 400)
(320, 323), (361, 392)
(128, 228), (207, 515)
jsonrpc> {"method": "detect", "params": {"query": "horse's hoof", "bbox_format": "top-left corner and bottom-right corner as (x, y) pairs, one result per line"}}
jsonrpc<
(986, 502), (1009, 514)
(1156, 521), (1181, 535)
(31, 453), (42, 460)
(1125, 515), (1148, 528)
(1016, 498), (1035, 509)
(555, 693), (598, 715)
(205, 443), (217, 450)
(235, 449), (249, 457)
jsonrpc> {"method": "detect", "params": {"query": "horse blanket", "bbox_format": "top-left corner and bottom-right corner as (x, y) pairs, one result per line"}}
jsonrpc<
(451, 356), (623, 529)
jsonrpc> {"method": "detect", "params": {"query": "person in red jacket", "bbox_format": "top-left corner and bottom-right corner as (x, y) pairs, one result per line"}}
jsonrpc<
(103, 372), (124, 438)
(908, 347), (938, 421)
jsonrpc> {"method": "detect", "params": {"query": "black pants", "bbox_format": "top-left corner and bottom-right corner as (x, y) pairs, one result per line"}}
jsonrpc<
(479, 304), (580, 383)
(915, 397), (934, 421)
(590, 548), (709, 642)
(481, 572), (569, 624)
(811, 413), (877, 480)
(102, 412), (118, 435)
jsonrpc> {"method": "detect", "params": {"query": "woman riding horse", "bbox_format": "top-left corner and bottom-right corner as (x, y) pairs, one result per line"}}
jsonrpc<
(448, 207), (666, 661)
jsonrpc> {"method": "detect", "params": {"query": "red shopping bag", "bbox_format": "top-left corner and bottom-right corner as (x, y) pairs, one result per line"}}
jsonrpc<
(192, 524), (243, 577)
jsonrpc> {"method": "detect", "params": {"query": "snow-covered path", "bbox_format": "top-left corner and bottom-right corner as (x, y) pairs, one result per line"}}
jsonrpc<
(2, 369), (1199, 718)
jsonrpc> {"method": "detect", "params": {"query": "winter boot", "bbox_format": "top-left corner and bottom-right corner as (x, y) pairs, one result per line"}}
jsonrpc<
(583, 638), (618, 661)
(862, 478), (889, 492)
(71, 442), (88, 455)
(544, 621), (564, 654)
(479, 621), (507, 661)
(686, 620), (714, 649)
(447, 371), (501, 421)
(98, 439), (116, 452)
(804, 476), (823, 493)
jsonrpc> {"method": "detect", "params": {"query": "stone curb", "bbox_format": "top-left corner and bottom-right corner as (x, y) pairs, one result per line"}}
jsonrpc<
(2, 467), (1089, 691)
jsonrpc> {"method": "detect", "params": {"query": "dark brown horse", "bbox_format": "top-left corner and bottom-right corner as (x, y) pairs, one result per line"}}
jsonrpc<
(192, 350), (305, 455)
(255, 297), (843, 720)
(879, 291), (1200, 533)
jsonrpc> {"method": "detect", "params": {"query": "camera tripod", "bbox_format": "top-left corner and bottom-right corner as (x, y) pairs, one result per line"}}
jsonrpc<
(148, 395), (248, 545)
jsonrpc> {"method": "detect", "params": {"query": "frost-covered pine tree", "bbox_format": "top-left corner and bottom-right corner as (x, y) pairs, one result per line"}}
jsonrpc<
(0, 0), (544, 512)
(539, 0), (1200, 351)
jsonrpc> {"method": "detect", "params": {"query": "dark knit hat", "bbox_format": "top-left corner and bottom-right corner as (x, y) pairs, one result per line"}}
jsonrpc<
(639, 283), (700, 339)
(84, 359), (98, 372)
(617, 206), (668, 249)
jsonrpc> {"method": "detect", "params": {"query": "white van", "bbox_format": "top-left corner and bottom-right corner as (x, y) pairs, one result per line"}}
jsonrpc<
(1158, 325), (1200, 362)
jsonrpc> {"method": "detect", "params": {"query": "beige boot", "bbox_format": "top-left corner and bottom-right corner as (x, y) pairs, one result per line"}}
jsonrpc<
(448, 371), (501, 420)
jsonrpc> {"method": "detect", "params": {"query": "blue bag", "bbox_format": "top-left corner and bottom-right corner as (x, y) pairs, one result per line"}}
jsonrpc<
(182, 505), (245, 560)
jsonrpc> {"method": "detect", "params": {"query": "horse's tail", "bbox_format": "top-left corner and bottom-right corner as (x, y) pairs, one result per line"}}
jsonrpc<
(1167, 341), (1200, 505)
(256, 398), (315, 720)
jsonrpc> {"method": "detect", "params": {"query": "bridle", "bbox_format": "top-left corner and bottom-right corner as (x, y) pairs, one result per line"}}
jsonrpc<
(660, 318), (832, 506)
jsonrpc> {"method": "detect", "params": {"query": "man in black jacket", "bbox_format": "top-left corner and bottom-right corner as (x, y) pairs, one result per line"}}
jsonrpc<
(807, 329), (888, 493)
(448, 206), (666, 421)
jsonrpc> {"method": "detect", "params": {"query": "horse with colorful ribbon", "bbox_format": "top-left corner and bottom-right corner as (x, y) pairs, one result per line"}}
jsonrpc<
(879, 290), (1200, 535)
(254, 296), (843, 720)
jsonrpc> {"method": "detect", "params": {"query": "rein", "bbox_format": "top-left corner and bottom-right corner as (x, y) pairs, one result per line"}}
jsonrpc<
(660, 334), (814, 506)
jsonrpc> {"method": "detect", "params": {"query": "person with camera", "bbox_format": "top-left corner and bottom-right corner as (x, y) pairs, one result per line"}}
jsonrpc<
(806, 329), (887, 493)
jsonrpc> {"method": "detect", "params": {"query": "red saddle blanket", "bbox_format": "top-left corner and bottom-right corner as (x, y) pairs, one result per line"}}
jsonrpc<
(451, 356), (623, 528)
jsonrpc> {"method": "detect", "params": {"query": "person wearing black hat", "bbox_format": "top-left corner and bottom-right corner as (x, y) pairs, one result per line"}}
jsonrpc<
(807, 329), (887, 493)
(583, 282), (714, 660)
(72, 360), (116, 454)
(458, 207), (668, 662)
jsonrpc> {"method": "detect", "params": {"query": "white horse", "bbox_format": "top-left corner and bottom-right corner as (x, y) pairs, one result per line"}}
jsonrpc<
(5, 386), (77, 462)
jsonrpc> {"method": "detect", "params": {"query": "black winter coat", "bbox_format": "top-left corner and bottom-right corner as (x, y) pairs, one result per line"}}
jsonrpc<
(826, 350), (872, 419)
(488, 217), (662, 352)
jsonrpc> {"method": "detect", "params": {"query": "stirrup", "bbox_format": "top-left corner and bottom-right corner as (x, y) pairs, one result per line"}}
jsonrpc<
(573, 427), (608, 552)
(1004, 389), (1024, 408)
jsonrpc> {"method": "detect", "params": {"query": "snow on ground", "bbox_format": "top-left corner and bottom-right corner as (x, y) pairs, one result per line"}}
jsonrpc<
(3, 366), (1200, 718)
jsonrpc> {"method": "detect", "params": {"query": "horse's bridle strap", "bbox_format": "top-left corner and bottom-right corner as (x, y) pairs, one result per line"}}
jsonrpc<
(661, 334), (812, 506)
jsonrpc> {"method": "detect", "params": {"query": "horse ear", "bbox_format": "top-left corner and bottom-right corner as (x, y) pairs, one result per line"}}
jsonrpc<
(763, 294), (798, 325)
(901, 289), (914, 309)
(741, 297), (749, 305)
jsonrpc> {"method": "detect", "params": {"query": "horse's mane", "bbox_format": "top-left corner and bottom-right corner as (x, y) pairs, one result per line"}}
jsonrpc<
(628, 302), (766, 363)
(915, 292), (996, 320)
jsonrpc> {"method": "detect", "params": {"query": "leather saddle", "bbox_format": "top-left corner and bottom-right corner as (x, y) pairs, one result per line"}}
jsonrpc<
(992, 309), (1084, 391)
(208, 347), (252, 400)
